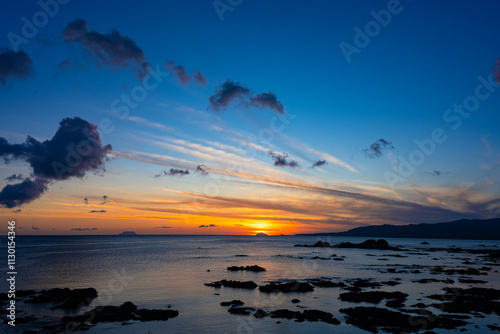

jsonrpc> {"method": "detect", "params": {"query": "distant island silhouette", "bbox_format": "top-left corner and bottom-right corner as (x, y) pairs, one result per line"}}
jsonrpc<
(255, 232), (269, 236)
(118, 231), (137, 236)
(297, 218), (500, 240)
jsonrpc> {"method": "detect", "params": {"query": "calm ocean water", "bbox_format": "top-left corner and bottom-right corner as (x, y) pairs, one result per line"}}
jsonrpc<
(2, 235), (500, 333)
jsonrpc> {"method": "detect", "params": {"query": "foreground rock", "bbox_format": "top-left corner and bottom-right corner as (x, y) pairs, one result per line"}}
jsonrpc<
(340, 306), (469, 333)
(25, 288), (97, 309)
(259, 281), (314, 293)
(227, 265), (266, 272)
(333, 239), (400, 250)
(294, 239), (400, 250)
(63, 301), (178, 324)
(268, 309), (340, 325)
(205, 279), (257, 289)
(339, 291), (408, 306)
(428, 287), (500, 315)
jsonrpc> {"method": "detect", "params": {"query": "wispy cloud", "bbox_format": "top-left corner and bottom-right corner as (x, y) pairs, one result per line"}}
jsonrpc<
(154, 168), (190, 178)
(268, 151), (300, 169)
(72, 227), (98, 231)
(310, 160), (327, 169)
(89, 210), (106, 213)
(198, 224), (217, 228)
(126, 116), (174, 132)
(363, 138), (394, 159)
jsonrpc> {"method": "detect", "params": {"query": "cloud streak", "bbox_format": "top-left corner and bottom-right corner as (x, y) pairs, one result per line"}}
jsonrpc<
(268, 151), (299, 169)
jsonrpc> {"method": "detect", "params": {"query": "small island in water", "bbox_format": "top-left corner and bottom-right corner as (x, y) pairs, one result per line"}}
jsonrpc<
(118, 231), (137, 236)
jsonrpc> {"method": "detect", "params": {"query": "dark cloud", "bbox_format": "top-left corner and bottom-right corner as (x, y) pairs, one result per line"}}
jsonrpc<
(250, 92), (284, 114)
(62, 19), (150, 79)
(13, 209), (21, 213)
(5, 174), (24, 182)
(101, 195), (108, 204)
(83, 197), (88, 205)
(155, 226), (172, 229)
(493, 57), (500, 83)
(0, 49), (34, 85)
(198, 224), (217, 228)
(0, 178), (49, 208)
(155, 168), (190, 178)
(193, 70), (207, 87)
(195, 165), (208, 176)
(58, 60), (72, 71)
(32, 226), (40, 230)
(89, 210), (106, 213)
(165, 60), (191, 85)
(72, 227), (98, 231)
(208, 79), (251, 111)
(363, 138), (394, 159)
(424, 170), (442, 176)
(208, 79), (285, 114)
(268, 151), (300, 169)
(310, 160), (327, 169)
(0, 117), (112, 208)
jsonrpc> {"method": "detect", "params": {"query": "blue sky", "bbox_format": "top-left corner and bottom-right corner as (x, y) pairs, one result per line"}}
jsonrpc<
(1, 0), (499, 235)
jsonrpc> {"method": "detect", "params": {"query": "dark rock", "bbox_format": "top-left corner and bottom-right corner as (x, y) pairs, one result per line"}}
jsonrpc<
(428, 287), (500, 315)
(268, 309), (340, 325)
(340, 306), (469, 333)
(227, 265), (266, 272)
(205, 280), (257, 289)
(254, 309), (269, 318)
(339, 291), (408, 304)
(220, 300), (244, 306)
(294, 240), (331, 247)
(421, 241), (429, 245)
(259, 281), (314, 293)
(26, 288), (97, 309)
(63, 302), (178, 324)
(309, 279), (346, 288)
(458, 278), (487, 284)
(333, 239), (398, 250)
(291, 299), (300, 303)
(228, 307), (255, 315)
(311, 256), (330, 260)
(487, 324), (500, 331)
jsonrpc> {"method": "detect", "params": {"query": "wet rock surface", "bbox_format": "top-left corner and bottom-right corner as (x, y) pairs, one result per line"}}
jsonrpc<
(25, 288), (98, 309)
(259, 281), (314, 293)
(205, 279), (258, 289)
(227, 265), (266, 272)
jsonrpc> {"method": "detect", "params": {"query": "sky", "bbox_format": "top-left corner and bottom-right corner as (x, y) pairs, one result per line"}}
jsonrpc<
(1, 0), (500, 235)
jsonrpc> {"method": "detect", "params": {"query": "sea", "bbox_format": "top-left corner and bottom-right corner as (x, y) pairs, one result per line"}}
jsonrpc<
(1, 235), (500, 333)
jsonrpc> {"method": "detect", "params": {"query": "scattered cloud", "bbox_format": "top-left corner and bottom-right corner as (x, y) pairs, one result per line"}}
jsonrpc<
(84, 197), (88, 205)
(195, 164), (208, 176)
(165, 60), (191, 85)
(62, 19), (150, 79)
(101, 195), (108, 204)
(0, 49), (34, 85)
(72, 227), (98, 231)
(363, 138), (394, 159)
(0, 117), (112, 208)
(89, 210), (106, 213)
(424, 170), (441, 176)
(32, 226), (40, 230)
(5, 173), (24, 182)
(155, 226), (172, 229)
(155, 168), (190, 178)
(493, 57), (500, 83)
(13, 209), (21, 213)
(58, 60), (72, 71)
(208, 79), (285, 114)
(268, 151), (299, 169)
(250, 92), (284, 114)
(208, 79), (251, 111)
(193, 70), (207, 87)
(310, 160), (327, 169)
(198, 224), (217, 228)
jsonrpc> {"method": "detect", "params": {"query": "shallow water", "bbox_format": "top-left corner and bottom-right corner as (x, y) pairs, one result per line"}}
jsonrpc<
(2, 235), (500, 333)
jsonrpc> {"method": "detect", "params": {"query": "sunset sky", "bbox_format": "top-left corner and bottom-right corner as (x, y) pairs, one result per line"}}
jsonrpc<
(1, 1), (500, 235)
